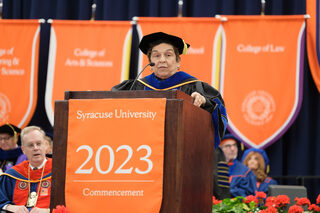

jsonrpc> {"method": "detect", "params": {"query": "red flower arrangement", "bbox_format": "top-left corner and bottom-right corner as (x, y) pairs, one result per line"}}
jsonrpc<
(288, 204), (304, 213)
(295, 197), (311, 206)
(266, 206), (278, 213)
(275, 195), (290, 208)
(212, 196), (222, 205)
(245, 195), (259, 204)
(309, 204), (320, 212)
(52, 205), (70, 213)
(265, 196), (277, 208)
(256, 191), (267, 199)
(212, 193), (320, 213)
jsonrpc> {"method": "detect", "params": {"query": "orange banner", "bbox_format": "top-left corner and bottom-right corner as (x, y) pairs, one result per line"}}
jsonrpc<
(220, 15), (306, 148)
(66, 98), (166, 213)
(307, 0), (320, 93)
(136, 17), (222, 88)
(0, 20), (40, 128)
(45, 20), (132, 126)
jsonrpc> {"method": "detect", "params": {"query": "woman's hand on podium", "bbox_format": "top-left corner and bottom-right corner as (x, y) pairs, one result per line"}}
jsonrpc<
(191, 92), (206, 107)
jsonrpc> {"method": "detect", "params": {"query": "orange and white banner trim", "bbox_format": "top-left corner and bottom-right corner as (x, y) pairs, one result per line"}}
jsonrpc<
(45, 20), (132, 125)
(219, 15), (306, 148)
(0, 19), (40, 128)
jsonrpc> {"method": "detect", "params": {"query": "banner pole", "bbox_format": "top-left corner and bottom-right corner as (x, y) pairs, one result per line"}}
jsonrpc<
(91, 3), (96, 20)
(261, 0), (266, 15)
(178, 0), (183, 17)
(0, 0), (2, 19)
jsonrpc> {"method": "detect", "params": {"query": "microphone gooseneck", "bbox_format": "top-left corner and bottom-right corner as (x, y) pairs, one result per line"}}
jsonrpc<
(129, 62), (155, 90)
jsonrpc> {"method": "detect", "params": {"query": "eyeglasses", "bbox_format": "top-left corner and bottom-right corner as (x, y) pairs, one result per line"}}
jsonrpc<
(221, 144), (237, 149)
(0, 136), (12, 141)
(25, 141), (44, 149)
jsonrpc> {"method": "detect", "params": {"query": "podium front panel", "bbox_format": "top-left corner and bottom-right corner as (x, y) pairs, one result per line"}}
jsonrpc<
(51, 90), (214, 213)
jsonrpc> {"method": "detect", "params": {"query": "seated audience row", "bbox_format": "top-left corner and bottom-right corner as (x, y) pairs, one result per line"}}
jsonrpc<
(216, 133), (277, 198)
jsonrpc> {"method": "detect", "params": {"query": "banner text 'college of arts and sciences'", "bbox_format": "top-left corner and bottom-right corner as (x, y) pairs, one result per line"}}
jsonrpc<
(45, 20), (132, 125)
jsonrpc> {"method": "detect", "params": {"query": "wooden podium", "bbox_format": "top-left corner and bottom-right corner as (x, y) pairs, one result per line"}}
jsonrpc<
(50, 90), (215, 213)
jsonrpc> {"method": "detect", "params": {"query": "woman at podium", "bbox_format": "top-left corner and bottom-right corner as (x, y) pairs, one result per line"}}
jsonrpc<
(112, 32), (228, 148)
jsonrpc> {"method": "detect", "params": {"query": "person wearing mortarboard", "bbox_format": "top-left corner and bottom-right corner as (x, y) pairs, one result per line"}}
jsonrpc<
(112, 32), (228, 148)
(241, 148), (277, 194)
(0, 123), (23, 174)
(220, 133), (257, 197)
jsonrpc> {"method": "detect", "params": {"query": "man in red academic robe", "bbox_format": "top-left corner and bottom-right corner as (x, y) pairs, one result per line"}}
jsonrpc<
(0, 126), (51, 213)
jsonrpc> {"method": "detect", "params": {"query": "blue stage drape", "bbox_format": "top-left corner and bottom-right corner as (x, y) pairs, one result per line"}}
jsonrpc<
(3, 0), (320, 202)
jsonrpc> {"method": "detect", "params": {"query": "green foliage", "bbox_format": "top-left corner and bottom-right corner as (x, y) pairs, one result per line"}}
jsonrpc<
(212, 196), (255, 213)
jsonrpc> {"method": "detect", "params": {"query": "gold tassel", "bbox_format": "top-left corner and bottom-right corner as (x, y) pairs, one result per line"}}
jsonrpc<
(6, 123), (18, 143)
(266, 165), (270, 174)
(182, 40), (188, 55)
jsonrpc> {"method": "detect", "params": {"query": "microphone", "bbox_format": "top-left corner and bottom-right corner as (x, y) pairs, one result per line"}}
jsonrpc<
(129, 62), (155, 90)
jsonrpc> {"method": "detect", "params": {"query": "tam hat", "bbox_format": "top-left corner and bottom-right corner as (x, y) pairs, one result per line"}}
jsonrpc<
(220, 133), (240, 146)
(0, 123), (21, 142)
(139, 32), (190, 55)
(0, 123), (21, 136)
(241, 148), (270, 173)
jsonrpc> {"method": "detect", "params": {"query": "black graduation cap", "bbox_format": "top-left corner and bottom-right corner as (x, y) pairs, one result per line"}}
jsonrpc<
(139, 32), (190, 55)
(0, 123), (21, 136)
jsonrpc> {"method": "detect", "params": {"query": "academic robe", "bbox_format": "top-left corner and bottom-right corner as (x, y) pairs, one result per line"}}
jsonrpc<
(0, 148), (23, 172)
(0, 158), (52, 211)
(229, 159), (257, 197)
(257, 177), (277, 194)
(112, 71), (228, 148)
(213, 147), (231, 199)
(15, 154), (28, 165)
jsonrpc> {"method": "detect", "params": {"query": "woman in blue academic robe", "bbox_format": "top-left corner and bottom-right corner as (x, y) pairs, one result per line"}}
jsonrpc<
(112, 32), (228, 148)
(242, 148), (277, 194)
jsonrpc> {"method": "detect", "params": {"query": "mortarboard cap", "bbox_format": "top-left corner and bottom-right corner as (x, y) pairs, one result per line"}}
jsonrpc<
(139, 32), (190, 55)
(0, 123), (21, 136)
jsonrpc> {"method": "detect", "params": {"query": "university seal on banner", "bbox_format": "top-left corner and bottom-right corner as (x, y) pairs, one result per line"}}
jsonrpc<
(0, 93), (11, 123)
(242, 90), (275, 126)
(219, 15), (305, 148)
